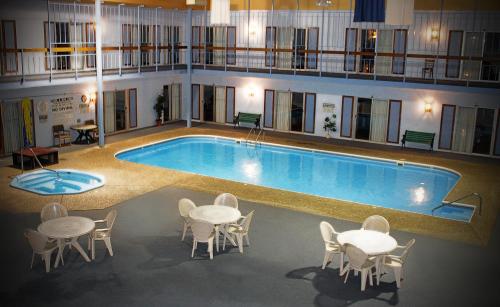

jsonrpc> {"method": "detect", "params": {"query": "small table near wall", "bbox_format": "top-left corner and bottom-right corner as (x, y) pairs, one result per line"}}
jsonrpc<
(12, 147), (59, 169)
(70, 124), (97, 144)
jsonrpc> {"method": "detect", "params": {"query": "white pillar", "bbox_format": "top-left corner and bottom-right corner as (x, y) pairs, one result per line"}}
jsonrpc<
(186, 7), (192, 128)
(96, 0), (105, 147)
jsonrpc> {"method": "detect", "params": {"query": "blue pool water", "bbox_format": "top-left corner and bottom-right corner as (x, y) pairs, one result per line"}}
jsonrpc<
(116, 136), (473, 222)
(10, 169), (105, 195)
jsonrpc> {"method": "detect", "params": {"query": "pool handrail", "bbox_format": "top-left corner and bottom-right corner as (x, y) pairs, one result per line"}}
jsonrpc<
(432, 192), (482, 216)
(27, 147), (60, 178)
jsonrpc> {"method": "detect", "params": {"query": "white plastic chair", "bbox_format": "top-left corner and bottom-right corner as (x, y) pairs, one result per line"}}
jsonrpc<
(178, 198), (197, 241)
(361, 215), (390, 234)
(382, 239), (416, 288)
(191, 220), (215, 260)
(213, 193), (238, 209)
(40, 202), (68, 222)
(223, 210), (254, 253)
(24, 229), (58, 273)
(88, 210), (117, 260)
(341, 243), (376, 291)
(319, 221), (344, 273)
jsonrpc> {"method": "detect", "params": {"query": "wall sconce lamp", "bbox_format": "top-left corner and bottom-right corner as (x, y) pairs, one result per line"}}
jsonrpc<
(431, 28), (439, 41)
(371, 31), (377, 40)
(424, 102), (433, 113)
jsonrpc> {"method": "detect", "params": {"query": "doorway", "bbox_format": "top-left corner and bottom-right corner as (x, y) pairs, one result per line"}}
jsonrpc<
(355, 98), (372, 140)
(291, 92), (304, 132)
(203, 85), (215, 122)
(102, 89), (137, 134)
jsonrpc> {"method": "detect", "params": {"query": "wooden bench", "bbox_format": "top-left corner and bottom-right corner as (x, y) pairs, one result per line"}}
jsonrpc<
(12, 147), (59, 169)
(401, 130), (435, 150)
(234, 112), (261, 129)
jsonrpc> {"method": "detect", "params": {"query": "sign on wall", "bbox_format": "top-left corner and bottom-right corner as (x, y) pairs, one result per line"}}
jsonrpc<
(323, 103), (335, 113)
(51, 96), (74, 124)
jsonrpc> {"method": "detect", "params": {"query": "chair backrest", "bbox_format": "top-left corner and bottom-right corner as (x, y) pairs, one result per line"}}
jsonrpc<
(400, 239), (416, 263)
(191, 220), (214, 242)
(40, 202), (68, 222)
(345, 243), (369, 270)
(52, 124), (65, 134)
(240, 210), (255, 233)
(213, 193), (238, 209)
(361, 215), (390, 234)
(178, 198), (197, 218)
(105, 209), (118, 230)
(319, 221), (338, 244)
(84, 119), (95, 125)
(424, 59), (435, 68)
(24, 228), (49, 253)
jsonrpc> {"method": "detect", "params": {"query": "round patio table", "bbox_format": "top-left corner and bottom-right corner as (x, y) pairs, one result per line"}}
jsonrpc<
(38, 216), (95, 268)
(70, 124), (97, 144)
(337, 229), (397, 285)
(189, 205), (241, 252)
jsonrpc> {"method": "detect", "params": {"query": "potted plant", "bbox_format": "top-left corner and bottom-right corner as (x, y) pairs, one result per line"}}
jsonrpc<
(323, 114), (337, 138)
(154, 94), (166, 126)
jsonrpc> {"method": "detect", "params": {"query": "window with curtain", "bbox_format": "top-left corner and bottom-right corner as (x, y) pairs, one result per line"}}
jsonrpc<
(192, 26), (201, 64)
(494, 111), (500, 156)
(304, 93), (316, 133)
(452, 107), (475, 153)
(344, 28), (357, 72)
(70, 22), (84, 71)
(104, 91), (116, 133)
(446, 30), (463, 78)
(226, 26), (236, 65)
(386, 100), (402, 143)
(128, 89), (137, 128)
(439, 104), (456, 150)
(215, 86), (226, 123)
(359, 29), (376, 73)
(225, 87), (235, 123)
(85, 22), (96, 68)
(461, 32), (483, 80)
(263, 89), (275, 128)
(276, 92), (291, 131)
(166, 26), (180, 64)
(341, 96), (354, 137)
(265, 27), (276, 67)
(122, 24), (135, 67)
(276, 27), (292, 69)
(191, 84), (200, 119)
(44, 22), (71, 70)
(213, 27), (225, 65)
(369, 100), (388, 143)
(375, 30), (393, 75)
(392, 29), (407, 75)
(1, 20), (17, 73)
(1, 101), (22, 154)
(170, 84), (181, 121)
(306, 28), (319, 70)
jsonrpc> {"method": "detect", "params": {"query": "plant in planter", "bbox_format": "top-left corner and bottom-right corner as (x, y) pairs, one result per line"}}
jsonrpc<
(323, 114), (337, 138)
(154, 94), (166, 126)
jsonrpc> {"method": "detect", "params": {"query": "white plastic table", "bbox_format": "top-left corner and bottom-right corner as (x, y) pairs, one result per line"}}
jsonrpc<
(337, 229), (397, 284)
(189, 205), (241, 252)
(38, 216), (95, 268)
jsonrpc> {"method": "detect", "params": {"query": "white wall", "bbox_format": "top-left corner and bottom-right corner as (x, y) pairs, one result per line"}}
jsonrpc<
(0, 72), (181, 147)
(189, 70), (500, 151)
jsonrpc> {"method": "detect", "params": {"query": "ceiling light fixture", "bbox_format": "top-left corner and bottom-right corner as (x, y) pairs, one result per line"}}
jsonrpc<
(316, 0), (333, 7)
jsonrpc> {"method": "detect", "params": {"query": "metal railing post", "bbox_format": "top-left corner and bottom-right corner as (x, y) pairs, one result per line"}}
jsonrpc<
(73, 1), (78, 80)
(20, 49), (24, 84)
(434, 0), (444, 85)
(246, 0), (250, 72)
(155, 7), (159, 72)
(47, 0), (53, 82)
(137, 5), (141, 74)
(118, 4), (122, 76)
(171, 9), (175, 70)
(269, 0), (274, 76)
(319, 7), (324, 77)
(293, 0), (299, 75)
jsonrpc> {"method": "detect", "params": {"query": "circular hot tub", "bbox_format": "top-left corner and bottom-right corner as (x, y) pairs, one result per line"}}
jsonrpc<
(10, 169), (105, 195)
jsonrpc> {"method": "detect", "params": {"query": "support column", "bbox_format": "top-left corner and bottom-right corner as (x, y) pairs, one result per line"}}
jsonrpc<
(186, 7), (192, 128)
(96, 0), (105, 147)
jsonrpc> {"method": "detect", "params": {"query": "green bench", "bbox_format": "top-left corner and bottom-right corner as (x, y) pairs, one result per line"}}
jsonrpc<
(234, 112), (261, 129)
(401, 130), (435, 150)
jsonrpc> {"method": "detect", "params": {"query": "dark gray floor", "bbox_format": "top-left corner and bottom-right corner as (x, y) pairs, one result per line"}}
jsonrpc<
(1, 186), (499, 307)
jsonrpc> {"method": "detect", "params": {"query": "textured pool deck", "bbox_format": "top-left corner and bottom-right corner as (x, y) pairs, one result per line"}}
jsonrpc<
(0, 123), (498, 245)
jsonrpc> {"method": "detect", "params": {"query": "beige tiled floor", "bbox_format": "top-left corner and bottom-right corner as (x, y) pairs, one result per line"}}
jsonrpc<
(1, 123), (498, 245)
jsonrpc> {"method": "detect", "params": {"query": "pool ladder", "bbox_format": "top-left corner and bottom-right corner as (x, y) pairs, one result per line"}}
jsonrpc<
(244, 128), (264, 146)
(432, 192), (482, 217)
